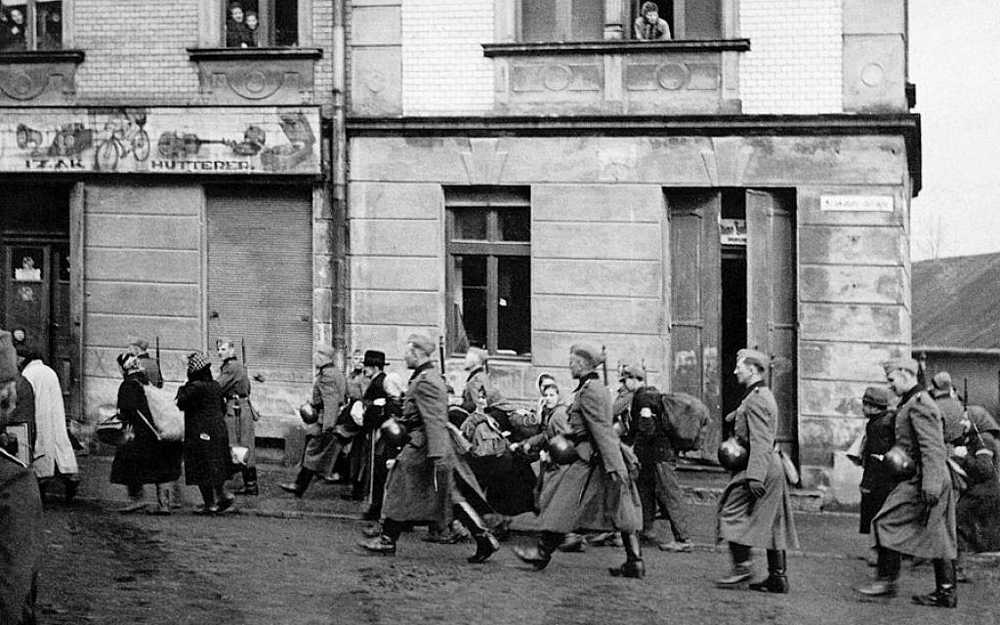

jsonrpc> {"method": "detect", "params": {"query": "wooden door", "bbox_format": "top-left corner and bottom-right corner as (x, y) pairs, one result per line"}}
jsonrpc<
(669, 192), (722, 459)
(746, 190), (798, 460)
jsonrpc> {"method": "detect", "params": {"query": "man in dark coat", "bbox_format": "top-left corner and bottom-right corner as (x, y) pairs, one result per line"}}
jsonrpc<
(620, 363), (693, 552)
(217, 340), (259, 496)
(280, 345), (347, 497)
(356, 350), (403, 520)
(0, 328), (42, 625)
(359, 334), (499, 564)
(716, 349), (798, 593)
(514, 343), (644, 577)
(856, 358), (959, 608)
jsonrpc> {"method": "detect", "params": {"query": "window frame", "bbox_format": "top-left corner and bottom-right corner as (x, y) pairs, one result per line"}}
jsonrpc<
(445, 188), (531, 358)
(516, 0), (604, 43)
(200, 0), (311, 48)
(0, 0), (67, 52)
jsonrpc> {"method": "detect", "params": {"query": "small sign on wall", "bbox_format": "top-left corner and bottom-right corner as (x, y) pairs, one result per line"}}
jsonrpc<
(719, 218), (746, 245)
(820, 195), (894, 212)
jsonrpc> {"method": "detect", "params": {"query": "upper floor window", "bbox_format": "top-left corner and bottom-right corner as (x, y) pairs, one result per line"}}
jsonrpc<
(631, 0), (720, 40)
(519, 0), (604, 42)
(1, 0), (62, 51)
(446, 188), (531, 358)
(225, 0), (297, 48)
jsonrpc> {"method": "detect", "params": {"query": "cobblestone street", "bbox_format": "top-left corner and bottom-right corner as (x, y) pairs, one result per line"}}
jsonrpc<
(35, 498), (999, 625)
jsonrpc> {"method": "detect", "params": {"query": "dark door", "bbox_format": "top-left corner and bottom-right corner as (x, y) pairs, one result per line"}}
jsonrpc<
(1, 241), (75, 411)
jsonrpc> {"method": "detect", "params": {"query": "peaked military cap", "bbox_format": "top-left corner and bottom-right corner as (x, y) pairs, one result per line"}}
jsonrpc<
(737, 348), (770, 371)
(882, 358), (919, 376)
(406, 333), (436, 356)
(570, 343), (605, 368)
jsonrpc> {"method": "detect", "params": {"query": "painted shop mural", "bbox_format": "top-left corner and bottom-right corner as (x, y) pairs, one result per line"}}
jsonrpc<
(0, 106), (320, 174)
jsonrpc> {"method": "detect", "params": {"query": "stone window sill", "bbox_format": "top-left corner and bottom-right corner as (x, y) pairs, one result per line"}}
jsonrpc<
(482, 39), (750, 58)
(0, 50), (85, 65)
(187, 47), (323, 62)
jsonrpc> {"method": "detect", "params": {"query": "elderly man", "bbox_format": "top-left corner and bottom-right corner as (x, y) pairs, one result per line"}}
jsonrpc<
(0, 329), (43, 625)
(360, 334), (499, 564)
(514, 343), (644, 577)
(715, 348), (798, 593)
(855, 358), (958, 608)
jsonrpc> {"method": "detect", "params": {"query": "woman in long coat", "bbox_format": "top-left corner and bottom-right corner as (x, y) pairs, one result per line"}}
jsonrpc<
(176, 352), (234, 514)
(716, 349), (798, 593)
(110, 353), (182, 514)
(514, 344), (644, 577)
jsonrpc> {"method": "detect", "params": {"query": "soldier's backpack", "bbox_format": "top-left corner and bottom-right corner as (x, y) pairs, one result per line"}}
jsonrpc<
(659, 392), (710, 452)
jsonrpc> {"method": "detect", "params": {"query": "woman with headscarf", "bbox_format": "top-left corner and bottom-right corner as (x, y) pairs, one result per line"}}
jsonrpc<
(176, 351), (234, 514)
(110, 353), (183, 514)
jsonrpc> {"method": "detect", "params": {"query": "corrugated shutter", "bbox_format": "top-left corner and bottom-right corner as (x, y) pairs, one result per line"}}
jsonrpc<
(206, 186), (312, 383)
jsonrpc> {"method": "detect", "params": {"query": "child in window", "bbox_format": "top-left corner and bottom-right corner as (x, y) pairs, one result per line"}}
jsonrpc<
(226, 2), (251, 48)
(634, 1), (671, 41)
(244, 11), (259, 47)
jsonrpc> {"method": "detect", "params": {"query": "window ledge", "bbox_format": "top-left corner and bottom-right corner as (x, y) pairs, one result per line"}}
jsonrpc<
(482, 39), (750, 57)
(0, 50), (85, 65)
(187, 47), (323, 62)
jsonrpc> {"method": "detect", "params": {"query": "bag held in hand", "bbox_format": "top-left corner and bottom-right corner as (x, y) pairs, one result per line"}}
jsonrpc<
(143, 385), (185, 442)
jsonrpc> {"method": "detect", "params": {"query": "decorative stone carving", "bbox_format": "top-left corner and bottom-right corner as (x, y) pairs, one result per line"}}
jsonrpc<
(626, 61), (719, 92)
(188, 48), (321, 105)
(460, 138), (508, 184)
(511, 62), (602, 93)
(0, 51), (82, 105)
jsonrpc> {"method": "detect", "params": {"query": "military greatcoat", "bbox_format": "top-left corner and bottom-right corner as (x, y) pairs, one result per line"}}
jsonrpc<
(217, 357), (257, 465)
(302, 364), (347, 474)
(872, 385), (957, 560)
(0, 448), (41, 625)
(381, 361), (488, 526)
(536, 372), (642, 533)
(716, 382), (799, 550)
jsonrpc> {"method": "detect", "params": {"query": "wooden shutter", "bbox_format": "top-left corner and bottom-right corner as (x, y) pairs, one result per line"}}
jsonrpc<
(206, 186), (312, 383)
(669, 192), (721, 458)
(746, 190), (798, 456)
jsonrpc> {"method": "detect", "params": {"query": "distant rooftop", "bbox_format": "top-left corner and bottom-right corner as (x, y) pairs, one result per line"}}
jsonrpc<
(912, 252), (1000, 351)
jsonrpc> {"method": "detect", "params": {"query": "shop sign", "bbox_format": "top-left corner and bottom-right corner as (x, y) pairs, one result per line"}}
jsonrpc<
(820, 195), (894, 212)
(0, 106), (321, 175)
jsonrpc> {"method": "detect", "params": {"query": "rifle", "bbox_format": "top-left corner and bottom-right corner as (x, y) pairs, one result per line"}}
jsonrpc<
(601, 345), (608, 385)
(438, 334), (446, 372)
(963, 377), (969, 408)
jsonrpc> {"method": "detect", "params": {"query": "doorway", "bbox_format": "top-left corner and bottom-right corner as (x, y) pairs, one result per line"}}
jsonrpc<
(0, 184), (75, 415)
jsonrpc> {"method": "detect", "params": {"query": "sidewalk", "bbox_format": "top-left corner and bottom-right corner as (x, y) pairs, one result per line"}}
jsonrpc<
(66, 454), (1000, 566)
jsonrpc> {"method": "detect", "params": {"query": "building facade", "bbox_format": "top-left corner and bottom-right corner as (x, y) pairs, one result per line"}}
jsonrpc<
(0, 0), (342, 441)
(344, 0), (921, 495)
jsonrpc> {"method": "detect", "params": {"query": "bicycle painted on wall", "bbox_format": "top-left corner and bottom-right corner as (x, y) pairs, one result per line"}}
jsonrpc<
(94, 110), (150, 171)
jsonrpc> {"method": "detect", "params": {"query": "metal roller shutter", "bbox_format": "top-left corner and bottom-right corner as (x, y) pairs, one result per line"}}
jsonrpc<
(206, 186), (312, 383)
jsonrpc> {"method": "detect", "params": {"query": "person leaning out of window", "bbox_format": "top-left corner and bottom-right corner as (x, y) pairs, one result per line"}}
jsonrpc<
(634, 2), (671, 41)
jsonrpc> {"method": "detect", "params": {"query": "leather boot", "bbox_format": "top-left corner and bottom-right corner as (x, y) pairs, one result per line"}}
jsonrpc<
(454, 502), (500, 564)
(359, 518), (401, 555)
(749, 550), (789, 593)
(609, 532), (645, 579)
(279, 467), (313, 498)
(234, 467), (259, 496)
(855, 547), (900, 597)
(716, 542), (753, 587)
(912, 559), (958, 608)
(514, 532), (562, 570)
(152, 484), (171, 515)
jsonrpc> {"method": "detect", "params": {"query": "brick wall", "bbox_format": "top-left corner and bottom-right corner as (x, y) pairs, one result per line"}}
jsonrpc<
(71, 0), (335, 107)
(740, 0), (843, 114)
(401, 0), (493, 115)
(73, 0), (201, 103)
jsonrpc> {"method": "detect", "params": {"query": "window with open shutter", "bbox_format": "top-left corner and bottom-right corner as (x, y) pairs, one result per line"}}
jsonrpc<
(206, 186), (312, 383)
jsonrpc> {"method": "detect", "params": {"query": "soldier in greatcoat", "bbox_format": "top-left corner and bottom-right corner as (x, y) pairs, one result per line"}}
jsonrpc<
(855, 358), (959, 608)
(715, 349), (798, 593)
(359, 334), (499, 564)
(280, 344), (347, 497)
(513, 343), (645, 577)
(0, 329), (42, 625)
(217, 340), (259, 495)
(460, 347), (489, 413)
